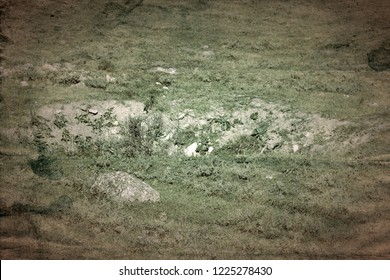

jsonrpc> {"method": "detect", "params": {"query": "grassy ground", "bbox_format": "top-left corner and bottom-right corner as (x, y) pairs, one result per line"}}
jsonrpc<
(0, 0), (389, 259)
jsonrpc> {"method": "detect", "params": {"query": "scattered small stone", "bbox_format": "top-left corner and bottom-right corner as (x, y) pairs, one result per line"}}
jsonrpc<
(154, 67), (177, 75)
(202, 50), (214, 57)
(105, 74), (116, 83)
(41, 63), (58, 72)
(20, 81), (29, 87)
(292, 144), (299, 153)
(114, 226), (125, 234)
(184, 142), (198, 157)
(177, 113), (186, 120)
(88, 108), (99, 115)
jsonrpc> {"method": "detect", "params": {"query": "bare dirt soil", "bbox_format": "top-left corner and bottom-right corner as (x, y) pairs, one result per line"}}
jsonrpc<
(0, 0), (389, 259)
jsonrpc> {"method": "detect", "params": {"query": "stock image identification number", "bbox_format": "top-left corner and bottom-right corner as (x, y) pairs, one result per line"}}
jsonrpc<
(212, 266), (272, 276)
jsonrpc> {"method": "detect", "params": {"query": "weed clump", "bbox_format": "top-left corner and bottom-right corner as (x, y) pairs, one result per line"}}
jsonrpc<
(221, 135), (265, 155)
(29, 154), (63, 180)
(119, 115), (164, 157)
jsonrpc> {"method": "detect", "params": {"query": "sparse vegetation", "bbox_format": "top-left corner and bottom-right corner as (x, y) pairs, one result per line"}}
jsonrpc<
(118, 114), (164, 157)
(0, 0), (389, 260)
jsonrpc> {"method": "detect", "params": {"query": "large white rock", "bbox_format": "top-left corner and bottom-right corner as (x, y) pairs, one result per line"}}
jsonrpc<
(91, 171), (160, 203)
(292, 144), (299, 153)
(184, 142), (198, 157)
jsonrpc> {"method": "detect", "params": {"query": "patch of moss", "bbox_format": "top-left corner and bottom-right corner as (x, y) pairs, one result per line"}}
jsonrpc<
(29, 155), (63, 180)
